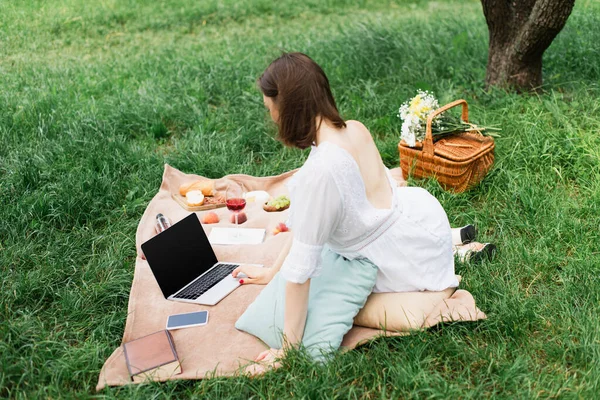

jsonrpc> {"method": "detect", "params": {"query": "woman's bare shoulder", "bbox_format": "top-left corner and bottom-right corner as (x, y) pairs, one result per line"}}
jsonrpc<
(345, 120), (375, 144)
(345, 119), (369, 131)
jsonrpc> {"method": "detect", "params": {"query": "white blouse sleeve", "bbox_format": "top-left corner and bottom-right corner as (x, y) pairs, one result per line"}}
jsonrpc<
(279, 163), (343, 284)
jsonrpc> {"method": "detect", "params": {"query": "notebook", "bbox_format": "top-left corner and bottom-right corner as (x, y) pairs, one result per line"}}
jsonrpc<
(123, 330), (181, 383)
(208, 227), (266, 245)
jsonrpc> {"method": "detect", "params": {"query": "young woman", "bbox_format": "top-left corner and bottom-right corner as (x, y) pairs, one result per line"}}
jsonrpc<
(232, 52), (493, 371)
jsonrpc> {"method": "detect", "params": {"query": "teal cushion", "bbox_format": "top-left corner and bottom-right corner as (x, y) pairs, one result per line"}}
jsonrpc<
(235, 247), (377, 360)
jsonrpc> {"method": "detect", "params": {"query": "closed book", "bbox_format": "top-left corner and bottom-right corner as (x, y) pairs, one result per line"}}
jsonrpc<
(123, 330), (182, 383)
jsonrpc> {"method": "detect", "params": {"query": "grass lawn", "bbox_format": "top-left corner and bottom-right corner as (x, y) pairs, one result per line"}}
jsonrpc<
(1, 0), (600, 398)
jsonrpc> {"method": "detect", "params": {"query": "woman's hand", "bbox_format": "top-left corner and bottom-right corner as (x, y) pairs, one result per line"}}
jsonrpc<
(244, 348), (284, 376)
(232, 265), (275, 285)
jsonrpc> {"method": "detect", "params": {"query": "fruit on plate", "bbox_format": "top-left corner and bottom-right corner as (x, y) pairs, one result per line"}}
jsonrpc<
(273, 222), (289, 235)
(179, 180), (215, 197)
(230, 212), (247, 224)
(186, 190), (205, 206)
(201, 212), (219, 224)
(263, 195), (291, 212)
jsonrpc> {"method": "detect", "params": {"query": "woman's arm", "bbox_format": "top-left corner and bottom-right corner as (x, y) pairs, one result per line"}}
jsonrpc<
(250, 278), (310, 372)
(251, 164), (342, 370)
(270, 234), (293, 274)
(232, 234), (293, 284)
(283, 279), (310, 347)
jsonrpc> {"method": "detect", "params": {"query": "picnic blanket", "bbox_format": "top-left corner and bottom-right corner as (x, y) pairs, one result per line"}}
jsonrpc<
(96, 164), (485, 390)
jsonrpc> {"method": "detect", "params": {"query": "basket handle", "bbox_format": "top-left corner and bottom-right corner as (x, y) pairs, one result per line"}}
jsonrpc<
(423, 99), (469, 157)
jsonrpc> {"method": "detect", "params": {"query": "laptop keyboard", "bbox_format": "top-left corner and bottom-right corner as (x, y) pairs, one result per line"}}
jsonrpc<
(173, 263), (239, 300)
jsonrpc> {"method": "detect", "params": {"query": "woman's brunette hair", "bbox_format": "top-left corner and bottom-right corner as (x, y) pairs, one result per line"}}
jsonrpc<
(258, 52), (346, 149)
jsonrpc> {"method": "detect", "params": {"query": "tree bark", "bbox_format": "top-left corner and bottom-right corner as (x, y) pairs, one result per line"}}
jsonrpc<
(481, 0), (575, 91)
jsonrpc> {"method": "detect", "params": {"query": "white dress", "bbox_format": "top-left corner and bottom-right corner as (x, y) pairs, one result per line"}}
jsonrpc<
(279, 141), (459, 293)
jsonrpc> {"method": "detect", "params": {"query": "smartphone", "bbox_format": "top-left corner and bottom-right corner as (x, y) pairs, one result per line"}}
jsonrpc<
(166, 310), (209, 330)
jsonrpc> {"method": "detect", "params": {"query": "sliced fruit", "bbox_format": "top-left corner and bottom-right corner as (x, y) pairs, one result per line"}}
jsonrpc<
(273, 222), (289, 235)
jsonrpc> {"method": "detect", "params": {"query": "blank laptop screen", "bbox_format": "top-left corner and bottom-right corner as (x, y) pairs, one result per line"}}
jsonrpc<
(141, 213), (219, 298)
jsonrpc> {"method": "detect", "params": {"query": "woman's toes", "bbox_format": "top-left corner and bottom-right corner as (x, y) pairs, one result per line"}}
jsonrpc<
(454, 242), (497, 263)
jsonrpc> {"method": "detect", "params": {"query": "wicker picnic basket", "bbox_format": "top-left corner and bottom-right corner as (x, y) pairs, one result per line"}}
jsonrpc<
(398, 99), (495, 193)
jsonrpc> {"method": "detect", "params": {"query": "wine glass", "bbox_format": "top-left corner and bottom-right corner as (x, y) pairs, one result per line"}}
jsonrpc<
(226, 182), (246, 237)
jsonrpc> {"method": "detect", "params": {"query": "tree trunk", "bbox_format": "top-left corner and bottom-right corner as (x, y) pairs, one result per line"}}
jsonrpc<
(481, 0), (575, 91)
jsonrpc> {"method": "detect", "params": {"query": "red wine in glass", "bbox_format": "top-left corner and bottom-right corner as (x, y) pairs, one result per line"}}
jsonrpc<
(226, 182), (246, 235)
(226, 198), (246, 212)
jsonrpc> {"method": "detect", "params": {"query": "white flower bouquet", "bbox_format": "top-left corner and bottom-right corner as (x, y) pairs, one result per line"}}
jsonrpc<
(398, 90), (500, 147)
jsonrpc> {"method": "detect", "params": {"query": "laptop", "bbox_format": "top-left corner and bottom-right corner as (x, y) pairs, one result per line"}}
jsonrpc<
(141, 213), (258, 305)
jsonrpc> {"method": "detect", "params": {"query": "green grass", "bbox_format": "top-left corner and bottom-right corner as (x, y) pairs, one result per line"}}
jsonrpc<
(1, 0), (600, 398)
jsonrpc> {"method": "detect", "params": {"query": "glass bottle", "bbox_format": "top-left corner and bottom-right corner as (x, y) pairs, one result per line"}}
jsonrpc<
(155, 213), (172, 234)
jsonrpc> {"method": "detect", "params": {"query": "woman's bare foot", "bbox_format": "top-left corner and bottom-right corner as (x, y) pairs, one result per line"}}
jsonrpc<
(454, 242), (496, 263)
